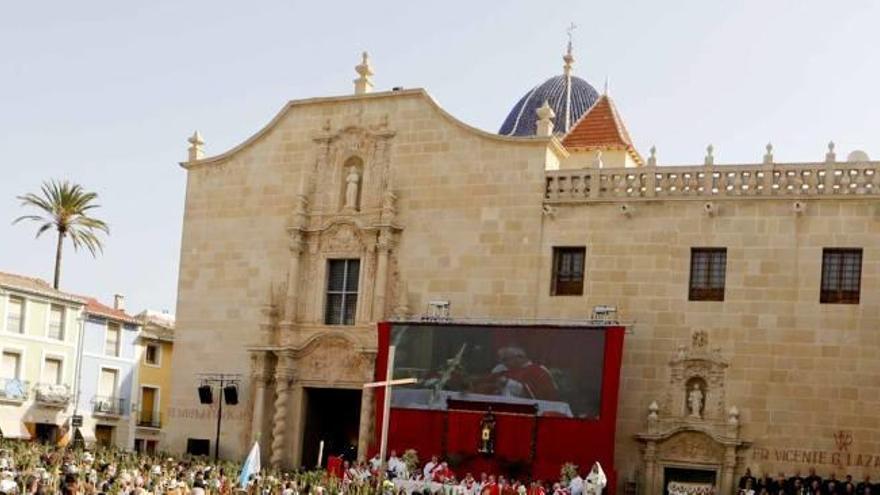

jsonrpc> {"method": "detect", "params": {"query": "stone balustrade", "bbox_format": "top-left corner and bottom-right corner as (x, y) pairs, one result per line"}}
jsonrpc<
(545, 161), (878, 203)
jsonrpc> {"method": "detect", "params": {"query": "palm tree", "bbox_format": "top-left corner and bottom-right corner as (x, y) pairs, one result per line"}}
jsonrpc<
(13, 180), (109, 289)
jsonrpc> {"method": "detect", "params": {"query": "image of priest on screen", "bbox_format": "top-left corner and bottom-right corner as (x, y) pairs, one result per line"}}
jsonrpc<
(487, 346), (559, 401)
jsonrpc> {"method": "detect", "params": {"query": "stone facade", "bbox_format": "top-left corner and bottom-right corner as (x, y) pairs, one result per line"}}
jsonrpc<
(166, 80), (879, 493)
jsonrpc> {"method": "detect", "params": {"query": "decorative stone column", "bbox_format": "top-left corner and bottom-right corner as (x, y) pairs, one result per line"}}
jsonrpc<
(720, 445), (737, 495)
(284, 229), (306, 323)
(357, 383), (375, 459)
(249, 353), (268, 446)
(270, 361), (294, 468)
(643, 441), (658, 495)
(373, 229), (392, 320)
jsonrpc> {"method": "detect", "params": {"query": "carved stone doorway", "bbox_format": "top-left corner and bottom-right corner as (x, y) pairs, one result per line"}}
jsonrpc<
(635, 331), (748, 495)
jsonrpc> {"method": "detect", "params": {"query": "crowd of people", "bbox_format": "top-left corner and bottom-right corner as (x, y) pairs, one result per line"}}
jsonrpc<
(738, 468), (877, 495)
(341, 452), (604, 495)
(0, 441), (602, 495)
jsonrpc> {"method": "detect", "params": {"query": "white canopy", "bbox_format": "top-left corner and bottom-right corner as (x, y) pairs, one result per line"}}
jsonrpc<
(0, 417), (31, 440)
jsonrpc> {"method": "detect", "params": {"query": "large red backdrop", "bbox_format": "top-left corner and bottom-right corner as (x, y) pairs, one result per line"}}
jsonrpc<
(372, 322), (625, 491)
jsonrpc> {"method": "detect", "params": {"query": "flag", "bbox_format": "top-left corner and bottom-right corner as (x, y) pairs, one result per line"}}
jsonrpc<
(238, 442), (261, 488)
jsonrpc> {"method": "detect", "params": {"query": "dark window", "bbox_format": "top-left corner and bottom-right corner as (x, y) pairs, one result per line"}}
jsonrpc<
(145, 344), (160, 365)
(552, 247), (586, 296)
(689, 248), (727, 301)
(820, 248), (862, 304)
(186, 438), (210, 457)
(324, 259), (360, 325)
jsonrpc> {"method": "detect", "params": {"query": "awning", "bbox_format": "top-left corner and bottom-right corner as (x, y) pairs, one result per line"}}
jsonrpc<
(0, 417), (31, 440)
(75, 424), (97, 445)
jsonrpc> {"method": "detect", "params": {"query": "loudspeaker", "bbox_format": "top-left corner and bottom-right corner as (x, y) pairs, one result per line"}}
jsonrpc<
(197, 385), (213, 405)
(223, 384), (238, 405)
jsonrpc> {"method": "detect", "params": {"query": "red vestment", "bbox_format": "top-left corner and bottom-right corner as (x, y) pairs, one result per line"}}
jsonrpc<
(501, 363), (558, 401)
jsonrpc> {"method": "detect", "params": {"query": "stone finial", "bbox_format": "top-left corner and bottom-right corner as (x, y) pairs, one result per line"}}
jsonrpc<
(728, 406), (740, 425)
(647, 145), (657, 167)
(354, 51), (374, 95)
(763, 142), (774, 164)
(535, 100), (556, 137)
(648, 401), (659, 421)
(187, 131), (204, 161)
(826, 141), (837, 163)
(704, 144), (715, 166)
(563, 23), (576, 77)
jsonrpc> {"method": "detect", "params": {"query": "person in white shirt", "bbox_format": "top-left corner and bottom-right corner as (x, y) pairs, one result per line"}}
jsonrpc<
(568, 472), (584, 495)
(423, 455), (439, 480)
(584, 463), (607, 495)
(369, 454), (382, 473)
(387, 450), (407, 479)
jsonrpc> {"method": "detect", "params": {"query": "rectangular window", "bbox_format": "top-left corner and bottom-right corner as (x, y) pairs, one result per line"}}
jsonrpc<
(689, 248), (727, 301)
(552, 247), (586, 296)
(1, 352), (21, 379)
(324, 259), (360, 325)
(43, 358), (62, 385)
(6, 296), (24, 333)
(820, 248), (863, 304)
(98, 368), (118, 397)
(48, 305), (65, 340)
(105, 323), (121, 357)
(144, 344), (160, 365)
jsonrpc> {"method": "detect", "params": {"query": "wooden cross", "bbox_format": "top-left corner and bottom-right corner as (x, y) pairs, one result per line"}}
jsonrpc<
(363, 345), (417, 482)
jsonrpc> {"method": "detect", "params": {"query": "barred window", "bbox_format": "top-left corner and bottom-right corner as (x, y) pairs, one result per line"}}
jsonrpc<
(689, 248), (727, 301)
(324, 259), (360, 325)
(552, 247), (586, 296)
(820, 248), (862, 304)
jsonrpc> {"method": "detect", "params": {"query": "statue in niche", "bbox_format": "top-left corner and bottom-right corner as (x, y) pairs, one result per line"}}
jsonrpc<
(688, 383), (704, 419)
(344, 166), (361, 210)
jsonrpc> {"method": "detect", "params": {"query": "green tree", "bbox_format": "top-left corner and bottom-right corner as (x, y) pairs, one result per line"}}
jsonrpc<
(13, 180), (109, 289)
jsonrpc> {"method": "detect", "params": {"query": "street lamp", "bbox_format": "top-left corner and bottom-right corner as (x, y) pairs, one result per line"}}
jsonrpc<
(196, 373), (241, 460)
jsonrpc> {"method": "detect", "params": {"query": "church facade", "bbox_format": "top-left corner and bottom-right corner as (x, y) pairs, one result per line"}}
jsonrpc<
(165, 49), (879, 493)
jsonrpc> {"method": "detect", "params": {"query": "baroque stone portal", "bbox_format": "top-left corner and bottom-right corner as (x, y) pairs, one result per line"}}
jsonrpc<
(635, 331), (749, 495)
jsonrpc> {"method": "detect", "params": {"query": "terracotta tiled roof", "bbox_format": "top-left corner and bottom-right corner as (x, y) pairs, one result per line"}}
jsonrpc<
(0, 271), (85, 304)
(561, 94), (643, 165)
(83, 297), (139, 325)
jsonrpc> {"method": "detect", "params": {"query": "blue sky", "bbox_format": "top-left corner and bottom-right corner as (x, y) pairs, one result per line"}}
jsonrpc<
(1, 1), (878, 312)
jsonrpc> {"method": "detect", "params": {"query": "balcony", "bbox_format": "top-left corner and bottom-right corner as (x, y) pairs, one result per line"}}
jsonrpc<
(92, 396), (126, 416)
(0, 378), (29, 403)
(34, 383), (72, 408)
(137, 412), (162, 429)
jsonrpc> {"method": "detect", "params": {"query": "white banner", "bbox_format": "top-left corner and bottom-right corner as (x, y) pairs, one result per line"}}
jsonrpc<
(667, 481), (715, 495)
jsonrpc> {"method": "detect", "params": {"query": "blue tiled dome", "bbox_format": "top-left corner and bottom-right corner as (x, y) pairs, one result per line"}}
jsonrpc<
(499, 75), (600, 137)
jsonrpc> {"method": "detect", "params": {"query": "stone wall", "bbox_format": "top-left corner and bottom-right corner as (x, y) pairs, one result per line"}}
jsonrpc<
(168, 88), (880, 484)
(166, 90), (557, 461)
(538, 198), (878, 482)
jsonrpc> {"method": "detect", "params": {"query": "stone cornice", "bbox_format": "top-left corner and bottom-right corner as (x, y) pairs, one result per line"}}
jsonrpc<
(180, 88), (563, 170)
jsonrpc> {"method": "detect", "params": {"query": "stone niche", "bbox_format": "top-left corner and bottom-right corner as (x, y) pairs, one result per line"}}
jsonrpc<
(635, 331), (749, 495)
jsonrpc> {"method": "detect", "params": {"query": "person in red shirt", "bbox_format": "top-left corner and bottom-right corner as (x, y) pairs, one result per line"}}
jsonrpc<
(432, 462), (454, 483)
(500, 477), (517, 495)
(528, 481), (547, 495)
(482, 475), (500, 495)
(493, 347), (559, 401)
